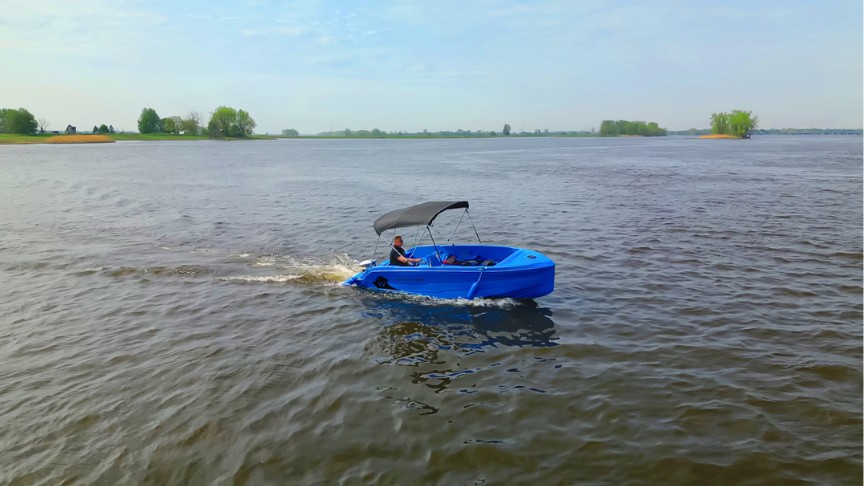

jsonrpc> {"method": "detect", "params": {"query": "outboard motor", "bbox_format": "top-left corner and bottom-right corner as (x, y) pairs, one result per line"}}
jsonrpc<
(342, 259), (377, 287)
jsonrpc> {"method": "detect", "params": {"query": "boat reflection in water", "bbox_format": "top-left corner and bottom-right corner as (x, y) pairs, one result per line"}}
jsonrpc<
(360, 295), (557, 396)
(361, 296), (557, 352)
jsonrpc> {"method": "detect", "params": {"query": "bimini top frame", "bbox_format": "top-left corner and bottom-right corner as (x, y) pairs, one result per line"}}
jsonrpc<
(369, 200), (482, 262)
(373, 201), (469, 235)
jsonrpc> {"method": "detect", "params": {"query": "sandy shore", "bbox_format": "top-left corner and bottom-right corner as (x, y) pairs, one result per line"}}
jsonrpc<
(698, 134), (739, 139)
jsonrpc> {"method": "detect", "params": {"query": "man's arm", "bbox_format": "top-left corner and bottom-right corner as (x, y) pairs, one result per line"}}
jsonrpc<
(397, 254), (420, 264)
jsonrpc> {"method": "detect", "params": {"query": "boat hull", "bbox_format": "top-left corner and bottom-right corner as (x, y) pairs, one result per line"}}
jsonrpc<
(345, 245), (555, 300)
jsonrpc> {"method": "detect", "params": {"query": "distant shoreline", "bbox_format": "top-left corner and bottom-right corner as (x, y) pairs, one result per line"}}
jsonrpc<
(1, 131), (861, 145)
(0, 133), (277, 145)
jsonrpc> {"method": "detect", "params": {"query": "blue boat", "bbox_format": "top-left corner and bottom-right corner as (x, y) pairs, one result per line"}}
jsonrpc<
(343, 201), (555, 299)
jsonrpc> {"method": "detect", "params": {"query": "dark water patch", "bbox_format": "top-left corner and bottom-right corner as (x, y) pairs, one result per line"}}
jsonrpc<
(829, 251), (863, 260)
(796, 363), (861, 382)
(774, 287), (819, 298)
(102, 265), (214, 278)
(838, 284), (863, 295)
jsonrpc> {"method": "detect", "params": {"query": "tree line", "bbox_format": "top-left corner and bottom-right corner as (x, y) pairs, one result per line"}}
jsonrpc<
(313, 128), (500, 138)
(599, 120), (667, 136)
(92, 124), (115, 134)
(1, 107), (118, 135)
(752, 127), (861, 135)
(307, 127), (599, 138)
(1, 104), (258, 138)
(138, 106), (256, 138)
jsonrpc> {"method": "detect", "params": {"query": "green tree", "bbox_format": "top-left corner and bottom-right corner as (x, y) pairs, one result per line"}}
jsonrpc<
(180, 112), (201, 135)
(162, 117), (180, 134)
(234, 109), (256, 137)
(208, 106), (237, 137)
(599, 120), (617, 136)
(98, 124), (109, 134)
(3, 108), (38, 134)
(172, 116), (182, 134)
(0, 109), (9, 133)
(503, 123), (511, 136)
(204, 106), (256, 138)
(138, 107), (162, 134)
(710, 112), (730, 135)
(282, 128), (299, 137)
(729, 109), (758, 138)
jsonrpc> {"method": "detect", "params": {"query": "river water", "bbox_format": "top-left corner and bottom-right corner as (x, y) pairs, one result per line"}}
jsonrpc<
(0, 136), (861, 484)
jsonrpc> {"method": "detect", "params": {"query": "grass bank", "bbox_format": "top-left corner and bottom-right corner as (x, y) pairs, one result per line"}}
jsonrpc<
(0, 134), (53, 144)
(45, 135), (114, 144)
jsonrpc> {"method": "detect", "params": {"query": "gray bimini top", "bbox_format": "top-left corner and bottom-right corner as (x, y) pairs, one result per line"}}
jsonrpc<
(373, 201), (469, 235)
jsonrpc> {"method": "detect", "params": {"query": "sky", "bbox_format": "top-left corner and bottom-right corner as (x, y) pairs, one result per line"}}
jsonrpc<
(1, 0), (861, 134)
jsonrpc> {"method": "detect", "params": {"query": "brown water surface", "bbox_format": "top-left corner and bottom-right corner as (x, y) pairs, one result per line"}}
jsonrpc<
(0, 136), (861, 484)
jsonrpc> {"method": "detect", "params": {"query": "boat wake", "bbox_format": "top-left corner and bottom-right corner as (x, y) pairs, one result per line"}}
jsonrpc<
(92, 249), (362, 288)
(377, 293), (526, 309)
(350, 286), (530, 308)
(218, 253), (359, 286)
(96, 248), (537, 306)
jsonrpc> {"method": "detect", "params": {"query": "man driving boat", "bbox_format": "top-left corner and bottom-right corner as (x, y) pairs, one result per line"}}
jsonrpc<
(390, 236), (421, 266)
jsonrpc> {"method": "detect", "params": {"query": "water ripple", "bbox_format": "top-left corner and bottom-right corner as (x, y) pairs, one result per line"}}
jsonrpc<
(0, 137), (860, 484)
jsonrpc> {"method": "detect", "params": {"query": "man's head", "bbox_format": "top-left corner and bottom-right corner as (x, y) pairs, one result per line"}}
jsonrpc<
(393, 235), (404, 247)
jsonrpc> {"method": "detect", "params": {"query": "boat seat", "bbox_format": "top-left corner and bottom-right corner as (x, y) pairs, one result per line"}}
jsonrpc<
(446, 251), (478, 264)
(442, 255), (496, 266)
(426, 254), (442, 266)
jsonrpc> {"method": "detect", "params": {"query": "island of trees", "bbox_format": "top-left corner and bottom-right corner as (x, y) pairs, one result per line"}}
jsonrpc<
(707, 110), (758, 138)
(599, 120), (667, 136)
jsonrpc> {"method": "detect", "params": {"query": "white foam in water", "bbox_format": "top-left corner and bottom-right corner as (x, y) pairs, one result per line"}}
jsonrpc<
(253, 256), (276, 267)
(186, 249), (523, 303)
(220, 275), (302, 283)
(373, 291), (524, 308)
(220, 253), (360, 286)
